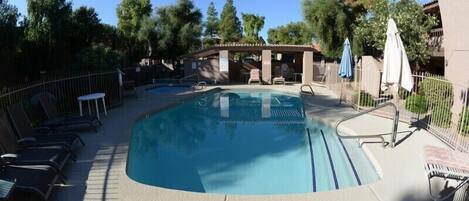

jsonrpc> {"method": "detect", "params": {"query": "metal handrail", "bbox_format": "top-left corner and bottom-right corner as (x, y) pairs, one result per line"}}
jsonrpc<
(179, 73), (199, 84)
(301, 84), (315, 95)
(335, 102), (399, 147)
(192, 81), (207, 90)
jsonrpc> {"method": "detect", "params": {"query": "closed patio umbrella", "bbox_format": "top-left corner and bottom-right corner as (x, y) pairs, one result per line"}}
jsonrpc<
(381, 18), (413, 92)
(338, 38), (353, 105)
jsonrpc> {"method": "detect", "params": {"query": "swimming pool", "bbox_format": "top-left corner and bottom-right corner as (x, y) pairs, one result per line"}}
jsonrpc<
(146, 85), (191, 94)
(127, 89), (379, 195)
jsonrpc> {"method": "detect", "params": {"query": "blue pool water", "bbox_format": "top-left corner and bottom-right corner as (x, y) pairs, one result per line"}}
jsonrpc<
(127, 89), (379, 195)
(146, 85), (191, 93)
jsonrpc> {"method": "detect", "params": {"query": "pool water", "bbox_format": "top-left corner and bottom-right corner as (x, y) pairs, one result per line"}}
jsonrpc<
(127, 89), (379, 195)
(146, 85), (191, 93)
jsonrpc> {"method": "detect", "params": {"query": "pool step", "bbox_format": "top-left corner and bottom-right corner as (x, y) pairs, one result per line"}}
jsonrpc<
(306, 127), (364, 191)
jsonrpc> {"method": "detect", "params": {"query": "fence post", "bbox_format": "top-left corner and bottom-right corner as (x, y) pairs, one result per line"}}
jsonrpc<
(7, 88), (12, 106)
(88, 71), (92, 94)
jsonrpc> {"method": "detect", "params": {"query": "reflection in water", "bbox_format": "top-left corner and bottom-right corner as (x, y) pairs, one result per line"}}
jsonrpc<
(128, 90), (310, 194)
(262, 93), (271, 118)
(220, 95), (229, 118)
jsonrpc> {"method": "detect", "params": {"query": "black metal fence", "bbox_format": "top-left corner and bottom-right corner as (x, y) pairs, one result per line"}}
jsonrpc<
(0, 71), (121, 122)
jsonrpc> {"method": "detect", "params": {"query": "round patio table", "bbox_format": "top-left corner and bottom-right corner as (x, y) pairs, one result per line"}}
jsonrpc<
(77, 93), (107, 120)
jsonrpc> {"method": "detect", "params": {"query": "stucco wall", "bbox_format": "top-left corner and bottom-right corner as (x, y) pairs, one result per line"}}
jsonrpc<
(439, 0), (469, 120)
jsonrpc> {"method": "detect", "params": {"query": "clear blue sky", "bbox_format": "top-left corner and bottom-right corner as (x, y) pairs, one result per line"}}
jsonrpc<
(11, 0), (430, 39)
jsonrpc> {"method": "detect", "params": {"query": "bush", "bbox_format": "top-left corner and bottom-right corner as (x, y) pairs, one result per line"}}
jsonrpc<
(398, 87), (411, 100)
(458, 108), (469, 134)
(353, 91), (376, 107)
(75, 44), (123, 71)
(405, 94), (428, 114)
(419, 76), (453, 107)
(431, 105), (452, 128)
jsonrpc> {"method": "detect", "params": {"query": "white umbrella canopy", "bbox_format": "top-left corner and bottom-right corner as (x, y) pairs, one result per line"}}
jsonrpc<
(381, 18), (414, 92)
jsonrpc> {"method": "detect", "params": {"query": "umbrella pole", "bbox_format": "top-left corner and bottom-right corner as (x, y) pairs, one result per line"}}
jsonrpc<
(338, 78), (344, 105)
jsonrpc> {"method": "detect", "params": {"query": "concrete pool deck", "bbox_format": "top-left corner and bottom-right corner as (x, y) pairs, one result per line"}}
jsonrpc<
(50, 84), (466, 201)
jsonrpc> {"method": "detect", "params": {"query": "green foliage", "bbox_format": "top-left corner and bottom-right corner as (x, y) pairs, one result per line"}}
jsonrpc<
(0, 0), (19, 49)
(204, 2), (219, 39)
(405, 94), (428, 114)
(303, 0), (354, 58)
(70, 7), (101, 51)
(458, 108), (469, 134)
(398, 86), (410, 99)
(0, 0), (20, 86)
(241, 13), (265, 44)
(75, 44), (123, 71)
(155, 0), (202, 61)
(353, 0), (438, 64)
(0, 0), (19, 28)
(137, 16), (157, 57)
(353, 91), (376, 107)
(25, 0), (73, 70)
(116, 0), (152, 38)
(419, 76), (453, 107)
(431, 105), (452, 128)
(267, 22), (313, 45)
(25, 0), (72, 43)
(219, 0), (242, 43)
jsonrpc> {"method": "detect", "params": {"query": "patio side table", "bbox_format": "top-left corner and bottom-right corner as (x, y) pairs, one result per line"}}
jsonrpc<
(78, 93), (107, 120)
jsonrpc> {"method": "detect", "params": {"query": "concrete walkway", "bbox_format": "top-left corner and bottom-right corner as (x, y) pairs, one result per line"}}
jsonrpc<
(50, 84), (465, 201)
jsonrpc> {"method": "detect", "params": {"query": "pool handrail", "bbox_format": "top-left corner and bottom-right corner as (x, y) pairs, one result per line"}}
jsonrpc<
(335, 102), (399, 147)
(179, 73), (200, 84)
(300, 84), (315, 96)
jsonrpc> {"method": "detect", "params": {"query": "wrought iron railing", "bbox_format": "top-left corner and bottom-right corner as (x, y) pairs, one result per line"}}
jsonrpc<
(0, 70), (121, 121)
(325, 64), (469, 152)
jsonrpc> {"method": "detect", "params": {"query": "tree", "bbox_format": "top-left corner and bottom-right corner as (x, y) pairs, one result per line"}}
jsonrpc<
(303, 0), (354, 58)
(267, 22), (313, 45)
(241, 13), (265, 44)
(70, 7), (101, 51)
(116, 0), (152, 64)
(0, 0), (20, 86)
(25, 0), (73, 70)
(156, 0), (202, 62)
(116, 0), (152, 39)
(203, 2), (219, 46)
(354, 0), (437, 65)
(137, 16), (157, 57)
(0, 0), (19, 49)
(219, 0), (242, 43)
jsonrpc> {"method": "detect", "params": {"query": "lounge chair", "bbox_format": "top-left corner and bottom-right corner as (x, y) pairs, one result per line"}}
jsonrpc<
(7, 104), (85, 151)
(248, 69), (261, 85)
(37, 93), (102, 131)
(0, 115), (72, 174)
(0, 165), (61, 201)
(424, 145), (469, 200)
(272, 76), (285, 85)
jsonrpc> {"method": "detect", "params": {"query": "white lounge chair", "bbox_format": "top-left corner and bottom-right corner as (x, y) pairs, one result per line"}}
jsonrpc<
(248, 69), (261, 85)
(424, 145), (469, 200)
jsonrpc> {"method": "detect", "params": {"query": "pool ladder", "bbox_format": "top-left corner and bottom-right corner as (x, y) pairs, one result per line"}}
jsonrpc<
(335, 102), (399, 147)
(301, 84), (315, 96)
(192, 81), (207, 90)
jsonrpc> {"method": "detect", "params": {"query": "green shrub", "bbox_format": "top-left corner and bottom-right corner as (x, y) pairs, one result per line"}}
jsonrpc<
(353, 91), (376, 107)
(431, 105), (452, 128)
(405, 94), (428, 114)
(75, 44), (123, 71)
(419, 76), (453, 107)
(458, 108), (469, 134)
(398, 87), (411, 100)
